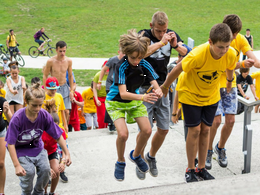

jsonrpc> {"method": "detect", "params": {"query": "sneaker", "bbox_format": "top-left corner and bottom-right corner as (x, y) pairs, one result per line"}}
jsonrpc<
(205, 150), (214, 170)
(60, 172), (68, 183)
(214, 143), (228, 168)
(114, 161), (126, 181)
(145, 153), (158, 177)
(194, 158), (198, 168)
(135, 166), (145, 180)
(129, 150), (149, 173)
(195, 168), (215, 180)
(185, 168), (198, 183)
(108, 124), (115, 131)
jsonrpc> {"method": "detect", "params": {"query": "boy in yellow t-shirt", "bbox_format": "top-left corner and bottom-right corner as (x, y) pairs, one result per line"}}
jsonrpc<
(81, 81), (98, 130)
(161, 23), (236, 182)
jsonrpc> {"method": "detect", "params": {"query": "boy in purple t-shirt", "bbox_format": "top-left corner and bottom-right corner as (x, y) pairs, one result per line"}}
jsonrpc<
(5, 82), (71, 195)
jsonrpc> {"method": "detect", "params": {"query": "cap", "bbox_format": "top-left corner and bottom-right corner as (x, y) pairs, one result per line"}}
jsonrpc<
(46, 77), (60, 90)
(3, 58), (7, 61)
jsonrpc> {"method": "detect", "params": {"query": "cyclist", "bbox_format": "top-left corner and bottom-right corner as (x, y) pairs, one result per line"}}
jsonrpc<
(6, 29), (21, 61)
(34, 27), (51, 52)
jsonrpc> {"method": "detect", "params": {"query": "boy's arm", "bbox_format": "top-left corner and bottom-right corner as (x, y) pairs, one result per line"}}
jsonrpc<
(251, 36), (254, 49)
(6, 37), (9, 48)
(43, 60), (52, 90)
(97, 66), (109, 90)
(161, 62), (183, 97)
(6, 78), (17, 95)
(7, 144), (26, 176)
(3, 101), (12, 122)
(226, 69), (234, 93)
(72, 98), (84, 107)
(56, 136), (72, 166)
(237, 84), (248, 99)
(245, 50), (260, 68)
(68, 61), (74, 99)
(250, 84), (258, 100)
(61, 110), (68, 134)
(92, 82), (101, 106)
(149, 80), (163, 98)
(172, 91), (180, 124)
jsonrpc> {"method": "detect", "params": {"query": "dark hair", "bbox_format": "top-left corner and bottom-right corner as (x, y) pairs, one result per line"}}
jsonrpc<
(209, 23), (232, 44)
(8, 61), (18, 68)
(91, 81), (93, 88)
(56, 41), (67, 49)
(9, 29), (13, 33)
(31, 77), (41, 85)
(223, 14), (242, 34)
(239, 67), (249, 73)
(10, 65), (19, 71)
(246, 29), (250, 31)
(51, 112), (60, 124)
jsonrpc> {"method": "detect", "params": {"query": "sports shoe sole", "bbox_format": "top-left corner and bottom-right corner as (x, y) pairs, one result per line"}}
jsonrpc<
(214, 148), (228, 168)
(128, 152), (149, 173)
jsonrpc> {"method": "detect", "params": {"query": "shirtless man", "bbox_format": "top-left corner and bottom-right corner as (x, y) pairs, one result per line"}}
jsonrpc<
(43, 41), (74, 122)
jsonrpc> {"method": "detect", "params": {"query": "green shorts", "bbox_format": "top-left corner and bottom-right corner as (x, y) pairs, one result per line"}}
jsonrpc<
(105, 100), (148, 124)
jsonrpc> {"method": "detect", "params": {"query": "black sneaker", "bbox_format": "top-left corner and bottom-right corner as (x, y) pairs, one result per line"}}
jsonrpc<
(60, 172), (68, 183)
(195, 168), (215, 181)
(109, 124), (115, 131)
(194, 158), (198, 167)
(185, 168), (198, 183)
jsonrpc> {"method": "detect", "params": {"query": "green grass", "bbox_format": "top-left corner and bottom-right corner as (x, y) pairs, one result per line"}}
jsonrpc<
(0, 68), (99, 87)
(0, 0), (260, 58)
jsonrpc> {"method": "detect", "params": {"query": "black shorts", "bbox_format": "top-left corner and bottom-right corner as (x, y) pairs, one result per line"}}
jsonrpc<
(9, 46), (20, 56)
(9, 101), (19, 105)
(48, 151), (59, 161)
(182, 102), (218, 127)
(4, 120), (9, 128)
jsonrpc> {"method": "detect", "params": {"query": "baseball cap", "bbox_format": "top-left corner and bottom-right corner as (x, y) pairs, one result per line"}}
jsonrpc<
(3, 58), (7, 61)
(46, 77), (60, 90)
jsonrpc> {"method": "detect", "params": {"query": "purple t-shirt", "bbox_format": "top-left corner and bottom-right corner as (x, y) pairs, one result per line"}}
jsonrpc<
(5, 108), (63, 158)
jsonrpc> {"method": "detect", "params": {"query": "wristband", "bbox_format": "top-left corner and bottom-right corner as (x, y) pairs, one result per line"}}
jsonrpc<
(227, 77), (234, 82)
(141, 94), (145, 101)
(172, 113), (177, 116)
(162, 85), (169, 90)
(98, 81), (102, 84)
(242, 61), (245, 68)
(173, 44), (179, 49)
(160, 41), (166, 46)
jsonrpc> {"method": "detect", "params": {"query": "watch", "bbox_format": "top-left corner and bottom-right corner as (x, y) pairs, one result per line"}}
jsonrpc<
(173, 44), (179, 49)
(227, 77), (234, 82)
(172, 113), (177, 116)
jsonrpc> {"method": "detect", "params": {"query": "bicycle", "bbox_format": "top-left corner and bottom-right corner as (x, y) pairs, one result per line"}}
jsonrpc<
(28, 39), (55, 58)
(0, 44), (25, 67)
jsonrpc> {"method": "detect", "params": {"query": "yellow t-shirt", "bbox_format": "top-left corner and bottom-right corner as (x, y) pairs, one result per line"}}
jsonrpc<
(251, 71), (260, 98)
(81, 87), (97, 113)
(176, 43), (236, 106)
(43, 92), (66, 129)
(93, 71), (107, 97)
(219, 33), (253, 88)
(0, 89), (7, 120)
(6, 35), (16, 47)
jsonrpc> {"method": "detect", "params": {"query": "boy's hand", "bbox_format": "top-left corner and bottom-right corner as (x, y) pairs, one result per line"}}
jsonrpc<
(255, 96), (259, 101)
(12, 90), (18, 95)
(226, 82), (232, 93)
(160, 33), (172, 46)
(64, 154), (72, 166)
(142, 93), (158, 104)
(152, 88), (163, 98)
(15, 165), (26, 176)
(58, 162), (66, 173)
(3, 101), (10, 113)
(245, 59), (255, 68)
(160, 85), (169, 97)
(168, 32), (178, 48)
(50, 168), (57, 178)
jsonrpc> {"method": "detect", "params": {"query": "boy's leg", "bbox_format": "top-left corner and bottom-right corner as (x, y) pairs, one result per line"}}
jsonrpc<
(32, 150), (50, 195)
(93, 113), (99, 129)
(198, 122), (211, 168)
(208, 115), (222, 150)
(218, 114), (235, 148)
(49, 158), (60, 193)
(18, 156), (36, 195)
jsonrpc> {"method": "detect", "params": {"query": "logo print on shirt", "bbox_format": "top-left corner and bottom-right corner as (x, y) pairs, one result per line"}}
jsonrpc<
(197, 70), (220, 84)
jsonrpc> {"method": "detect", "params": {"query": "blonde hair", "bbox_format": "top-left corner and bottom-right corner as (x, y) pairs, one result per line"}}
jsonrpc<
(24, 82), (45, 103)
(119, 29), (149, 58)
(151, 11), (168, 26)
(43, 97), (60, 123)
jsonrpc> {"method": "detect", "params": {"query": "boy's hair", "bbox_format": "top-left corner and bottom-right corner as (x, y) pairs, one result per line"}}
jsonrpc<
(119, 29), (150, 58)
(8, 61), (18, 68)
(223, 14), (242, 34)
(24, 82), (45, 103)
(10, 65), (19, 71)
(209, 23), (232, 44)
(43, 98), (59, 123)
(91, 81), (93, 88)
(9, 29), (13, 33)
(56, 41), (67, 49)
(31, 77), (41, 85)
(51, 112), (60, 124)
(151, 11), (168, 26)
(246, 29), (250, 31)
(239, 67), (250, 73)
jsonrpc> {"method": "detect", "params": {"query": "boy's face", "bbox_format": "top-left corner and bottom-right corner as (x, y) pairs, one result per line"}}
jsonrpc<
(242, 71), (249, 78)
(26, 97), (44, 115)
(209, 39), (231, 59)
(3, 60), (7, 64)
(128, 52), (143, 66)
(56, 46), (67, 57)
(46, 89), (57, 97)
(150, 22), (168, 41)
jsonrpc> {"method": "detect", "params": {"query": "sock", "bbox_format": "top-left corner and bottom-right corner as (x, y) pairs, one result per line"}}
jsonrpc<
(217, 143), (223, 150)
(148, 152), (155, 159)
(117, 161), (125, 165)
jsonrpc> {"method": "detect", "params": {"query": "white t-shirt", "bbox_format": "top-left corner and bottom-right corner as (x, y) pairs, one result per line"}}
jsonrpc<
(3, 62), (10, 71)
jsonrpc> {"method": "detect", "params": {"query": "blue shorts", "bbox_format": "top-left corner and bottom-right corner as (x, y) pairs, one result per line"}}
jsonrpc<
(35, 39), (44, 45)
(215, 88), (237, 116)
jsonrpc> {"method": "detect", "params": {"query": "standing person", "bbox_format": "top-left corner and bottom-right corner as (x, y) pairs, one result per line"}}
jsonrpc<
(34, 27), (50, 51)
(136, 11), (188, 179)
(6, 29), (21, 61)
(251, 71), (260, 113)
(5, 82), (71, 195)
(43, 41), (74, 125)
(93, 61), (109, 129)
(161, 23), (236, 182)
(243, 29), (253, 60)
(82, 82), (98, 130)
(5, 63), (26, 115)
(105, 29), (162, 181)
(206, 14), (260, 170)
(98, 49), (124, 131)
(0, 98), (12, 195)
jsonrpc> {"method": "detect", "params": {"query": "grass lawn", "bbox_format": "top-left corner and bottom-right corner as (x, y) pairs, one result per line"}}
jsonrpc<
(0, 68), (100, 87)
(0, 0), (260, 58)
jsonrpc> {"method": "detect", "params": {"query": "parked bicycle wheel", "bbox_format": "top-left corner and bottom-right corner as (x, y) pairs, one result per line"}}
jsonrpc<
(28, 46), (40, 58)
(47, 47), (56, 58)
(14, 54), (25, 67)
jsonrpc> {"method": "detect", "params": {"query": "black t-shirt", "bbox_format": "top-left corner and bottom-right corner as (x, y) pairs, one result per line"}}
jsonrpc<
(0, 97), (7, 132)
(236, 74), (253, 96)
(106, 56), (158, 103)
(139, 29), (183, 85)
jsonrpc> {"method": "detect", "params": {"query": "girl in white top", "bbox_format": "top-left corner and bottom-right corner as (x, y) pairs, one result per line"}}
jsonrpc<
(6, 62), (26, 114)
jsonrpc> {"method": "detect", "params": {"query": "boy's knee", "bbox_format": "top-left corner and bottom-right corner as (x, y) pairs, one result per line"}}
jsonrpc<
(157, 129), (169, 137)
(118, 133), (128, 142)
(0, 161), (4, 169)
(213, 117), (221, 127)
(188, 127), (200, 139)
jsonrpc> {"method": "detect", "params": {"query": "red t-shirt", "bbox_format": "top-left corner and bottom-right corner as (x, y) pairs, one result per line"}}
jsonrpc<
(69, 91), (83, 125)
(42, 127), (66, 155)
